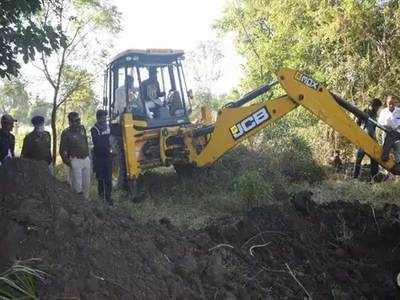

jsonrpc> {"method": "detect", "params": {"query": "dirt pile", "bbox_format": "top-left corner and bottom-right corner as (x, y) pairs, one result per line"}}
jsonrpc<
(205, 194), (400, 298)
(0, 159), (235, 299)
(1, 158), (400, 299)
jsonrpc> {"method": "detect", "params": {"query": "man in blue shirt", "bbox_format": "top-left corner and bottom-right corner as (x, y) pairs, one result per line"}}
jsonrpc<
(353, 98), (382, 180)
(91, 110), (113, 205)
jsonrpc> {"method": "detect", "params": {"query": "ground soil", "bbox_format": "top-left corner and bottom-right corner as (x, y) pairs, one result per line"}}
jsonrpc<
(1, 158), (400, 299)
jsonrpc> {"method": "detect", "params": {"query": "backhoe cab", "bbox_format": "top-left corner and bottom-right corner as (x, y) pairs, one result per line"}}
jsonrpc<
(103, 49), (193, 127)
(103, 49), (209, 193)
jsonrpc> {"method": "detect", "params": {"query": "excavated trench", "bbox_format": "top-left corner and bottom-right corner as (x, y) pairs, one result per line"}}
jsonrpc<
(1, 158), (400, 299)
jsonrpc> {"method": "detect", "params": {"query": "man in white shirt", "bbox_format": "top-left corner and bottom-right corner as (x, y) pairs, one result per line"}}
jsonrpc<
(114, 76), (134, 116)
(378, 95), (400, 127)
(378, 95), (400, 163)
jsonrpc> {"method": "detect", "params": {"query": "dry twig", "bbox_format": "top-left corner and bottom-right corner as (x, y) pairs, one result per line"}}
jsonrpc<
(370, 205), (381, 235)
(208, 243), (234, 252)
(241, 230), (287, 248)
(249, 242), (271, 256)
(284, 263), (312, 299)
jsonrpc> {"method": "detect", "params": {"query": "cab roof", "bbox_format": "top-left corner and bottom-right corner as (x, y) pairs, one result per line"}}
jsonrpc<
(109, 49), (185, 67)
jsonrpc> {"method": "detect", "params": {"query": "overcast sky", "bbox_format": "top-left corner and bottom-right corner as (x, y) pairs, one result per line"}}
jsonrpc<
(112, 0), (243, 94)
(21, 0), (243, 100)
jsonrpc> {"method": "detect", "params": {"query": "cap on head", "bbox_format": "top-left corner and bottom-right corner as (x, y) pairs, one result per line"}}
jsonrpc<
(68, 112), (79, 122)
(96, 109), (108, 119)
(31, 115), (45, 126)
(1, 114), (17, 125)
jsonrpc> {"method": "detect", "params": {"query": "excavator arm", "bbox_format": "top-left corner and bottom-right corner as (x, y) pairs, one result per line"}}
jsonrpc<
(189, 68), (398, 174)
(187, 95), (298, 166)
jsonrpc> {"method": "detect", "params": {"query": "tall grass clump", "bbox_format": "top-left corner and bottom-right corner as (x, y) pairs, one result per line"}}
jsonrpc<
(0, 260), (46, 300)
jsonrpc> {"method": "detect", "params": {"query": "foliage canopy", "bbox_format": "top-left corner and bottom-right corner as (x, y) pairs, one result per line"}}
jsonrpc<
(0, 0), (65, 78)
(216, 0), (400, 104)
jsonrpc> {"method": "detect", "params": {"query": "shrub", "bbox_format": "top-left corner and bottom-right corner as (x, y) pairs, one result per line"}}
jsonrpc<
(233, 168), (274, 206)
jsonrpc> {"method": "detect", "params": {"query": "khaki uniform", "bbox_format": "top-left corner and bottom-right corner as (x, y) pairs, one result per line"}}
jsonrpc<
(21, 130), (52, 164)
(60, 125), (90, 199)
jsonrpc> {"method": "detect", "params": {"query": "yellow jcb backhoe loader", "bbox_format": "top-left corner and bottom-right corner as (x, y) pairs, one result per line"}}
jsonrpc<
(103, 49), (398, 198)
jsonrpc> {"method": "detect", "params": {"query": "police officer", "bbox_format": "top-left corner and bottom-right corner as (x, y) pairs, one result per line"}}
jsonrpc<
(0, 114), (16, 165)
(21, 116), (52, 169)
(60, 112), (91, 199)
(91, 109), (113, 205)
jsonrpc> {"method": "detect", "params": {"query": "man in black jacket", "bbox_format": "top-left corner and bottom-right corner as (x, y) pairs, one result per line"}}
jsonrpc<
(353, 98), (382, 180)
(0, 114), (16, 165)
(91, 109), (113, 205)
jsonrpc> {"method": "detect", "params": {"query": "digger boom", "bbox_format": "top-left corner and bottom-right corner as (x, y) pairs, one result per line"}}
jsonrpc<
(188, 68), (397, 174)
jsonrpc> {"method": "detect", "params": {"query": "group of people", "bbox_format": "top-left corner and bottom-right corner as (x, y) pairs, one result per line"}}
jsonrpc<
(0, 110), (114, 206)
(353, 95), (400, 180)
(2, 93), (400, 201)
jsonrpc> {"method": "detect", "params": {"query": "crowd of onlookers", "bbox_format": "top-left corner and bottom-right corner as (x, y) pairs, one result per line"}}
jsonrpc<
(0, 109), (114, 206)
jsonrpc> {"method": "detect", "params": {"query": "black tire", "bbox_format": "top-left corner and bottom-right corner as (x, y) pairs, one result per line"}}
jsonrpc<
(173, 163), (196, 177)
(111, 136), (128, 190)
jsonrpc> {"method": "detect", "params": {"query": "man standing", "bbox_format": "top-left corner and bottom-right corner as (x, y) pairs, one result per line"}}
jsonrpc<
(0, 114), (16, 165)
(21, 116), (52, 168)
(60, 112), (91, 199)
(91, 110), (113, 206)
(378, 95), (400, 132)
(353, 98), (382, 180)
(378, 95), (400, 163)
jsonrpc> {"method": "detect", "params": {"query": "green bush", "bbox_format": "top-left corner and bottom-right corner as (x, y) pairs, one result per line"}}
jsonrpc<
(233, 168), (274, 205)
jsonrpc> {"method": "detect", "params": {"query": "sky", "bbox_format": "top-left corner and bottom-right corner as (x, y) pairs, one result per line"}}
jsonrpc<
(21, 0), (244, 101)
(111, 0), (243, 94)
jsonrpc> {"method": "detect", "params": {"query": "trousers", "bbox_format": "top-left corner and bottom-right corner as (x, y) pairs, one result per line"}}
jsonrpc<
(94, 156), (112, 201)
(69, 156), (91, 199)
(353, 148), (379, 178)
(382, 131), (400, 163)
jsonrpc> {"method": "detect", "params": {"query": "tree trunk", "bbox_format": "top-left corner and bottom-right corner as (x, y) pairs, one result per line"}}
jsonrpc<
(51, 103), (58, 165)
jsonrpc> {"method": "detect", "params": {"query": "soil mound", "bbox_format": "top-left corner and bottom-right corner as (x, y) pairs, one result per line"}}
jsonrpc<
(0, 159), (229, 299)
(206, 195), (400, 298)
(1, 158), (400, 299)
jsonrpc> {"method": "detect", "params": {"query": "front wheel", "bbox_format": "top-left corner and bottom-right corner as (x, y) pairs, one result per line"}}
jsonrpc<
(173, 163), (197, 177)
(127, 178), (139, 201)
(111, 136), (128, 190)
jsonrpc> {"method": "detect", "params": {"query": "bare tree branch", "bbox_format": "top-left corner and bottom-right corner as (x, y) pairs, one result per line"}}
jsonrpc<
(56, 77), (94, 109)
(41, 54), (56, 89)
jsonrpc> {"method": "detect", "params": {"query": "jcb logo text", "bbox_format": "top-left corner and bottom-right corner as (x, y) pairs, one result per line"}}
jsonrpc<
(230, 107), (270, 140)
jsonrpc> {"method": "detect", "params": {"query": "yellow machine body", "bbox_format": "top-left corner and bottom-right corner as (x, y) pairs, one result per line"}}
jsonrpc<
(120, 68), (397, 182)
